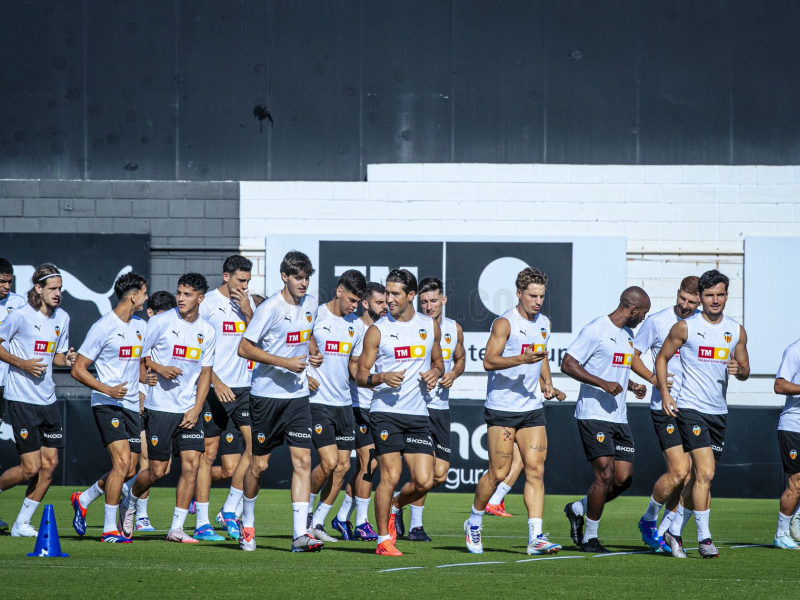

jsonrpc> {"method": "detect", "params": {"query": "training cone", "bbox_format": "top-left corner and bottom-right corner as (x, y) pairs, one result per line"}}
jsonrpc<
(27, 504), (68, 558)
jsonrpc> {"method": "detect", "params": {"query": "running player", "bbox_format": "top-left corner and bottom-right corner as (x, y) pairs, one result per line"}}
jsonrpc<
(119, 273), (216, 543)
(657, 270), (749, 559)
(773, 338), (800, 549)
(464, 268), (562, 555)
(561, 287), (649, 553)
(0, 264), (76, 537)
(306, 269), (367, 542)
(196, 255), (256, 541)
(69, 272), (149, 542)
(407, 277), (465, 542)
(237, 251), (324, 552)
(356, 268), (443, 556)
(631, 275), (699, 550)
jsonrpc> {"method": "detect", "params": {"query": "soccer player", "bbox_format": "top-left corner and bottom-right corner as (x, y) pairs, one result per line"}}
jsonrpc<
(407, 277), (465, 542)
(773, 339), (800, 549)
(306, 269), (367, 542)
(561, 287), (649, 553)
(195, 255), (257, 541)
(69, 272), (149, 542)
(631, 276), (700, 550)
(0, 264), (76, 537)
(237, 251), (324, 552)
(356, 268), (443, 556)
(464, 268), (562, 555)
(656, 270), (749, 559)
(119, 273), (216, 543)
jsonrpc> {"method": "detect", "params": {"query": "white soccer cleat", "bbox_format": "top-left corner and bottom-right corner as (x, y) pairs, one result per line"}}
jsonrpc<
(165, 528), (199, 543)
(311, 524), (338, 543)
(774, 533), (800, 550)
(527, 534), (562, 555)
(463, 519), (483, 554)
(118, 497), (137, 538)
(10, 521), (37, 537)
(790, 512), (800, 543)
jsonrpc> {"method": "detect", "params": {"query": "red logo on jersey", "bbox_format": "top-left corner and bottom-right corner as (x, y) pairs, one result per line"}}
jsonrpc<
(223, 321), (247, 334)
(286, 330), (310, 344)
(521, 344), (546, 354)
(247, 360), (255, 370)
(325, 340), (352, 354)
(118, 346), (142, 359)
(612, 353), (632, 367)
(34, 340), (56, 354)
(394, 345), (426, 360)
(173, 345), (201, 360)
(698, 346), (729, 361)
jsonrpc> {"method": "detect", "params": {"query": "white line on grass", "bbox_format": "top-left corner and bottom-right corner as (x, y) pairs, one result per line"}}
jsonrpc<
(436, 561), (507, 568)
(380, 567), (426, 572)
(729, 544), (772, 549)
(516, 555), (586, 563)
(594, 551), (653, 557)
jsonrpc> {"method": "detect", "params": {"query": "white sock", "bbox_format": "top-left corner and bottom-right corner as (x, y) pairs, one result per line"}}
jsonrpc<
(17, 497), (40, 525)
(571, 497), (586, 517)
(657, 509), (676, 537)
(468, 506), (484, 527)
(584, 517), (600, 540)
(694, 509), (711, 542)
(103, 504), (117, 534)
(528, 517), (543, 543)
(668, 505), (685, 537)
(80, 481), (104, 509)
(122, 474), (137, 499)
(170, 507), (188, 532)
(643, 496), (663, 522)
(355, 496), (370, 526)
(488, 482), (512, 506)
(777, 511), (792, 538)
(292, 502), (309, 539)
(195, 501), (210, 528)
(222, 487), (244, 514)
(312, 502), (333, 528)
(136, 497), (149, 519)
(410, 504), (424, 530)
(236, 496), (243, 518)
(308, 493), (318, 514)
(794, 500), (800, 517)
(242, 496), (257, 528)
(377, 534), (391, 544)
(391, 505), (400, 515)
(337, 494), (354, 522)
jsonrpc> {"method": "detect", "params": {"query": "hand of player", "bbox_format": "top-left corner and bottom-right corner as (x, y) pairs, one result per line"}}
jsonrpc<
(308, 349), (324, 368)
(383, 370), (405, 388)
(308, 376), (320, 393)
(215, 381), (235, 403)
(159, 366), (183, 380)
(662, 394), (679, 417)
(520, 347), (548, 365)
(180, 407), (201, 429)
(107, 383), (129, 400)
(599, 380), (623, 396)
(553, 387), (567, 401)
(65, 347), (77, 367)
(419, 368), (440, 392)
(146, 368), (157, 386)
(726, 359), (741, 376)
(629, 382), (647, 400)
(285, 355), (309, 374)
(542, 381), (555, 399)
(230, 288), (253, 320)
(21, 357), (46, 377)
(438, 371), (457, 389)
(665, 372), (675, 390)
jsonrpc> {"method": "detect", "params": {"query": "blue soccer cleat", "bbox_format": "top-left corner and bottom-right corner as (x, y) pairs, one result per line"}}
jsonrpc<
(638, 517), (668, 552)
(70, 491), (87, 536)
(193, 524), (225, 541)
(353, 521), (378, 541)
(101, 530), (133, 543)
(188, 499), (196, 515)
(331, 516), (354, 541)
(0, 515), (9, 531)
(215, 509), (226, 530)
(221, 511), (240, 540)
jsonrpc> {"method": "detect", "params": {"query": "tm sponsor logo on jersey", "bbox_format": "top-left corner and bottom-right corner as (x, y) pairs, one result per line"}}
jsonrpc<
(34, 340), (56, 355)
(118, 345), (142, 360)
(612, 352), (633, 367)
(521, 343), (546, 354)
(222, 321), (247, 335)
(286, 330), (311, 345)
(172, 345), (202, 361)
(324, 340), (353, 354)
(393, 345), (426, 360)
(698, 346), (730, 362)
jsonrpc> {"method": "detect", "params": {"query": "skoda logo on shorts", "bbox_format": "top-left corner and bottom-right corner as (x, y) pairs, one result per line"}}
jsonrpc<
(380, 429), (389, 441)
(666, 424), (674, 435)
(791, 449), (798, 461)
(19, 428), (29, 440)
(204, 412), (212, 423)
(596, 432), (605, 443)
(257, 433), (266, 444)
(225, 433), (234, 443)
(692, 425), (701, 436)
(150, 435), (158, 446)
(359, 424), (368, 434)
(111, 418), (120, 428)
(314, 424), (323, 434)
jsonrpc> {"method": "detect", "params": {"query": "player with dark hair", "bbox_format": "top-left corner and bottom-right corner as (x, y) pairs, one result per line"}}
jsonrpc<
(0, 264), (76, 537)
(773, 339), (800, 549)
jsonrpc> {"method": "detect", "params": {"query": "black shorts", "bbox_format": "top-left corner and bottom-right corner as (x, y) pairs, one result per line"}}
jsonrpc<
(310, 403), (355, 451)
(250, 395), (312, 456)
(0, 385), (6, 424)
(202, 387), (251, 438)
(484, 407), (546, 430)
(428, 407), (451, 460)
(143, 408), (205, 461)
(219, 420), (245, 456)
(92, 405), (142, 454)
(370, 412), (434, 457)
(676, 409), (726, 461)
(778, 430), (800, 475)
(353, 407), (373, 449)
(7, 400), (65, 455)
(577, 419), (635, 463)
(651, 410), (682, 452)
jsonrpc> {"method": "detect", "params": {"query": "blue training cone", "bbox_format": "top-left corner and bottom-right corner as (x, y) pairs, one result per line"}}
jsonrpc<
(27, 504), (68, 558)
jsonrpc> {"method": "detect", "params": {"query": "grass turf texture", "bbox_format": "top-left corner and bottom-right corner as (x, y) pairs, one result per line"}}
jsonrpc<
(1, 488), (797, 599)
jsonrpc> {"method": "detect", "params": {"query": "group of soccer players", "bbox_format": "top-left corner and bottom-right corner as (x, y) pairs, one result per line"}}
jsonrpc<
(1, 253), (799, 558)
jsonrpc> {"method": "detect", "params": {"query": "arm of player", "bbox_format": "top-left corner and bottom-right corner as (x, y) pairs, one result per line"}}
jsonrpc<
(439, 323), (465, 389)
(145, 357), (182, 380)
(211, 370), (235, 402)
(0, 339), (46, 377)
(560, 353), (623, 396)
(237, 338), (308, 373)
(71, 355), (128, 399)
(182, 365), (212, 429)
(419, 319), (444, 392)
(540, 357), (556, 399)
(775, 378), (800, 395)
(728, 325), (750, 382)
(655, 320), (687, 416)
(308, 335), (323, 368)
(53, 348), (77, 368)
(356, 325), (404, 388)
(348, 352), (359, 381)
(483, 317), (547, 371)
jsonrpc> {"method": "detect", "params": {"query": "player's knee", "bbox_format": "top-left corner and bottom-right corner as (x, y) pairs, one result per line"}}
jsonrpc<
(433, 471), (448, 487)
(150, 462), (168, 480)
(20, 461), (41, 479)
(695, 466), (715, 485)
(416, 473), (434, 493)
(524, 463), (544, 482)
(293, 453), (312, 474)
(595, 466), (615, 487)
(250, 455), (269, 474)
(488, 465), (510, 486)
(320, 455), (338, 474)
(615, 473), (633, 492)
(336, 457), (351, 474)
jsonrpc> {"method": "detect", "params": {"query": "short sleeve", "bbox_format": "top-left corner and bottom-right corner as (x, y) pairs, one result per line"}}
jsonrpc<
(0, 309), (20, 344)
(77, 319), (107, 362)
(243, 301), (274, 345)
(776, 344), (800, 382)
(201, 327), (215, 368)
(566, 322), (601, 365)
(199, 300), (212, 320)
(142, 313), (165, 356)
(55, 314), (70, 354)
(633, 316), (657, 354)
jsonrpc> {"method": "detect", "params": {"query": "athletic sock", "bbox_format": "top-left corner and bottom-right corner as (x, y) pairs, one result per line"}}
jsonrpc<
(308, 493), (318, 514)
(468, 506), (484, 527)
(103, 504), (117, 534)
(136, 497), (149, 519)
(377, 534), (391, 544)
(355, 496), (371, 526)
(642, 496), (663, 522)
(571, 497), (587, 517)
(657, 509), (676, 537)
(680, 508), (695, 535)
(17, 497), (40, 525)
(777, 511), (792, 538)
(236, 496), (243, 518)
(337, 494), (354, 522)
(292, 502), (309, 539)
(584, 517), (600, 541)
(528, 518), (543, 543)
(312, 502), (333, 528)
(488, 482), (512, 506)
(80, 481), (104, 509)
(242, 496), (257, 528)
(121, 474), (137, 499)
(410, 505), (424, 529)
(195, 502), (210, 528)
(694, 509), (711, 542)
(391, 505), (400, 515)
(222, 487), (244, 514)
(170, 507), (188, 532)
(668, 505), (685, 537)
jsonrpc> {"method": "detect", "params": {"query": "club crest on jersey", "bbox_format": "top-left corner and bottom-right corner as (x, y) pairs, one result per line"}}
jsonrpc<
(692, 425), (701, 436)
(314, 424), (323, 434)
(257, 433), (266, 444)
(359, 424), (368, 434)
(55, 325), (61, 337)
(596, 432), (605, 443)
(19, 428), (28, 440)
(628, 337), (633, 348)
(724, 331), (732, 343)
(111, 418), (120, 429)
(380, 429), (389, 441)
(541, 328), (547, 339)
(305, 311), (312, 323)
(225, 433), (234, 444)
(419, 328), (427, 341)
(348, 326), (354, 338)
(136, 330), (142, 341)
(444, 333), (452, 344)
(197, 333), (204, 345)
(204, 412), (212, 423)
(666, 424), (674, 435)
(151, 435), (159, 446)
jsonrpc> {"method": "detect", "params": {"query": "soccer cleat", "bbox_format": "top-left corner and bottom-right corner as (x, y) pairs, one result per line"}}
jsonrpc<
(527, 534), (562, 555)
(407, 526), (432, 542)
(463, 519), (483, 554)
(70, 491), (87, 536)
(579, 538), (610, 553)
(376, 539), (403, 556)
(331, 516), (354, 541)
(166, 527), (199, 543)
(188, 499), (196, 515)
(0, 515), (9, 531)
(394, 507), (405, 537)
(564, 502), (584, 546)
(291, 533), (324, 552)
(118, 497), (137, 539)
(774, 534), (800, 549)
(485, 501), (513, 517)
(135, 517), (155, 532)
(388, 513), (398, 544)
(790, 512), (800, 543)
(193, 524), (226, 541)
(312, 524), (338, 543)
(638, 517), (667, 552)
(662, 531), (688, 558)
(215, 509), (225, 529)
(239, 527), (256, 551)
(698, 538), (719, 559)
(353, 521), (378, 541)
(221, 511), (240, 540)
(10, 521), (37, 537)
(101, 530), (133, 543)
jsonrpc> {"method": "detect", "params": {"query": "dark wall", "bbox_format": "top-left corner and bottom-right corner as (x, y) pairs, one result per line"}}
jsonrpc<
(2, 1), (799, 182)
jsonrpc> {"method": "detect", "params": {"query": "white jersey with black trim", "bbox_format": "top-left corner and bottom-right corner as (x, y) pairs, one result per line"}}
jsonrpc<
(142, 308), (216, 414)
(78, 312), (147, 411)
(485, 308), (550, 413)
(567, 315), (635, 424)
(371, 312), (435, 416)
(309, 305), (365, 407)
(199, 289), (257, 388)
(677, 313), (740, 415)
(0, 292), (26, 387)
(0, 303), (70, 406)
(428, 316), (458, 411)
(777, 340), (800, 433)
(244, 291), (318, 400)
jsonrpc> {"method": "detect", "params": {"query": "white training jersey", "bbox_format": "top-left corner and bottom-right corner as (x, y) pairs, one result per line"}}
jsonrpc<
(0, 303), (70, 406)
(0, 292), (26, 387)
(567, 315), (635, 424)
(199, 289), (257, 388)
(776, 340), (800, 433)
(244, 292), (318, 400)
(634, 306), (700, 411)
(142, 308), (216, 414)
(677, 313), (740, 415)
(78, 312), (146, 411)
(371, 312), (435, 416)
(485, 309), (550, 413)
(428, 316), (459, 411)
(350, 318), (373, 409)
(309, 305), (365, 407)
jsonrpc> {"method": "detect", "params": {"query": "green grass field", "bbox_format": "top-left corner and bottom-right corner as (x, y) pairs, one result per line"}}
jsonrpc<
(1, 487), (797, 599)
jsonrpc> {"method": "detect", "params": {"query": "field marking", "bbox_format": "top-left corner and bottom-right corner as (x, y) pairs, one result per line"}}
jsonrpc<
(594, 551), (653, 557)
(380, 567), (426, 572)
(436, 561), (507, 568)
(729, 544), (771, 549)
(516, 555), (585, 563)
